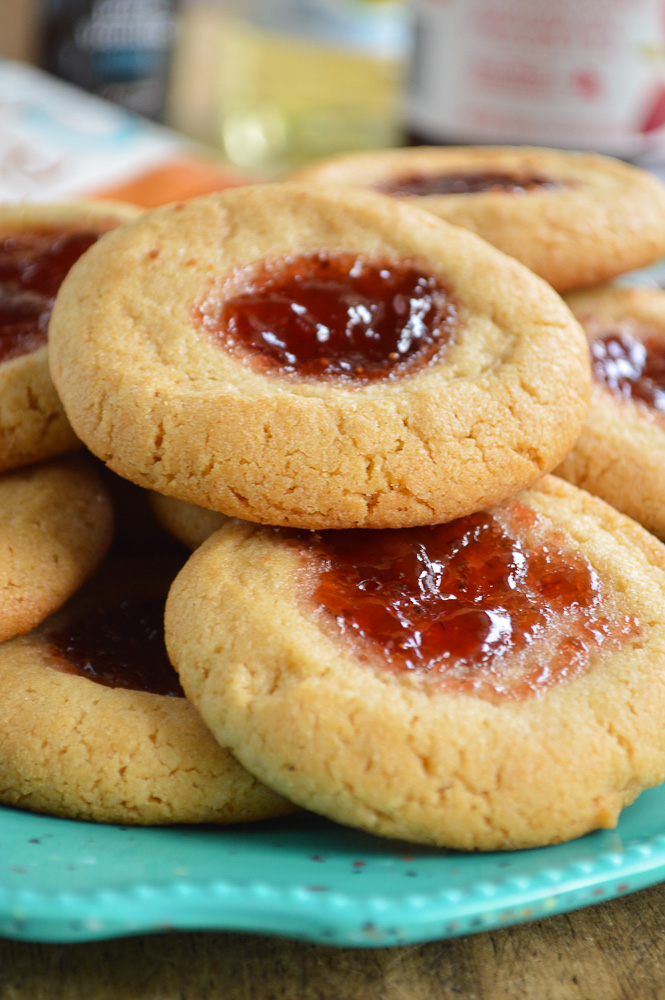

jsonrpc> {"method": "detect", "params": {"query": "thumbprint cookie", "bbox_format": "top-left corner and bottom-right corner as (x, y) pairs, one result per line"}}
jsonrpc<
(0, 201), (139, 473)
(288, 146), (665, 292)
(48, 184), (590, 529)
(556, 285), (665, 539)
(165, 476), (665, 851)
(0, 456), (113, 642)
(0, 554), (295, 825)
(148, 492), (228, 550)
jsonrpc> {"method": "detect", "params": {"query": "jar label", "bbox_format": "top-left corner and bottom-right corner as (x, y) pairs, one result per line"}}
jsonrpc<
(406, 0), (665, 155)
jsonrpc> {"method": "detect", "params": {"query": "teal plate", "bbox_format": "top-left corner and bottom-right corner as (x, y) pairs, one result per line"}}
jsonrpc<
(1, 782), (665, 947)
(3, 264), (665, 950)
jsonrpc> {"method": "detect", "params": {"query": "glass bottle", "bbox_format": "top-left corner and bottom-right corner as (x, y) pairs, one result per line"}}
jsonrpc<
(40, 0), (180, 123)
(216, 0), (409, 175)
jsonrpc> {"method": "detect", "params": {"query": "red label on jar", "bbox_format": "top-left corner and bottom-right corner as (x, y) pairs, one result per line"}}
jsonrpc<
(407, 0), (665, 156)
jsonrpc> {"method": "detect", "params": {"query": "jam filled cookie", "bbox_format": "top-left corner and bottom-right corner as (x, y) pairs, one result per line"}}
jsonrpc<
(0, 201), (139, 474)
(165, 476), (665, 851)
(0, 456), (113, 642)
(48, 184), (590, 529)
(0, 554), (295, 825)
(556, 285), (665, 539)
(288, 146), (665, 292)
(148, 492), (228, 550)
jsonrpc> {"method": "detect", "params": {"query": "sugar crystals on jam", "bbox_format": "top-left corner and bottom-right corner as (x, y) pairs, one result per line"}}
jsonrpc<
(585, 318), (665, 414)
(302, 503), (636, 700)
(197, 251), (457, 382)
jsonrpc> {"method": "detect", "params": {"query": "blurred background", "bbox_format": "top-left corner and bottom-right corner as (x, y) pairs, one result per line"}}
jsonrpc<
(3, 0), (665, 193)
(0, 0), (410, 178)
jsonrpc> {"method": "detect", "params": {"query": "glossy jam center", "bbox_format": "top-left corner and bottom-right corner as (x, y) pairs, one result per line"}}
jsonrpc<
(0, 229), (100, 362)
(47, 596), (184, 697)
(199, 252), (456, 381)
(375, 170), (562, 198)
(305, 504), (634, 699)
(586, 319), (665, 413)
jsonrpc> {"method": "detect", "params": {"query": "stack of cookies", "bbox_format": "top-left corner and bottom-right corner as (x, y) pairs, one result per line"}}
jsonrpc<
(4, 145), (665, 851)
(0, 200), (294, 826)
(290, 146), (665, 541)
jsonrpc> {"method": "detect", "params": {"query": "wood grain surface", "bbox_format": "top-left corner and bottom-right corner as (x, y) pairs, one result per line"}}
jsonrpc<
(2, 881), (665, 1000)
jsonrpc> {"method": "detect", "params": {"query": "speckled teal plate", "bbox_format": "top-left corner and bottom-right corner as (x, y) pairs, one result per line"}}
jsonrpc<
(1, 782), (665, 946)
(3, 260), (665, 950)
(5, 258), (665, 949)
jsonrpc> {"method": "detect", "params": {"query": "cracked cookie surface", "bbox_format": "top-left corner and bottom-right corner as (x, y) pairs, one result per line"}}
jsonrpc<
(0, 201), (139, 474)
(288, 146), (665, 292)
(165, 476), (665, 850)
(0, 553), (295, 824)
(556, 285), (665, 539)
(48, 184), (590, 529)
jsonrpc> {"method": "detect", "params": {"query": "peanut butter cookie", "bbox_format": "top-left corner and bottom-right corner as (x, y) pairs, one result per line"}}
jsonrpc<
(148, 492), (227, 550)
(165, 477), (665, 850)
(0, 553), (295, 825)
(556, 284), (665, 539)
(289, 146), (665, 291)
(0, 200), (139, 473)
(49, 184), (590, 529)
(0, 455), (113, 642)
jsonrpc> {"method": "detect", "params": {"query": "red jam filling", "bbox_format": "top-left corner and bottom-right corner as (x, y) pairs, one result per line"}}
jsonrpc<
(585, 319), (665, 414)
(46, 596), (184, 697)
(0, 229), (101, 362)
(301, 503), (636, 700)
(197, 252), (457, 382)
(375, 170), (563, 198)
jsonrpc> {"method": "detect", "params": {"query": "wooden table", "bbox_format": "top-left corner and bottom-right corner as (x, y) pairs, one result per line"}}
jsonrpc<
(2, 880), (664, 999)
